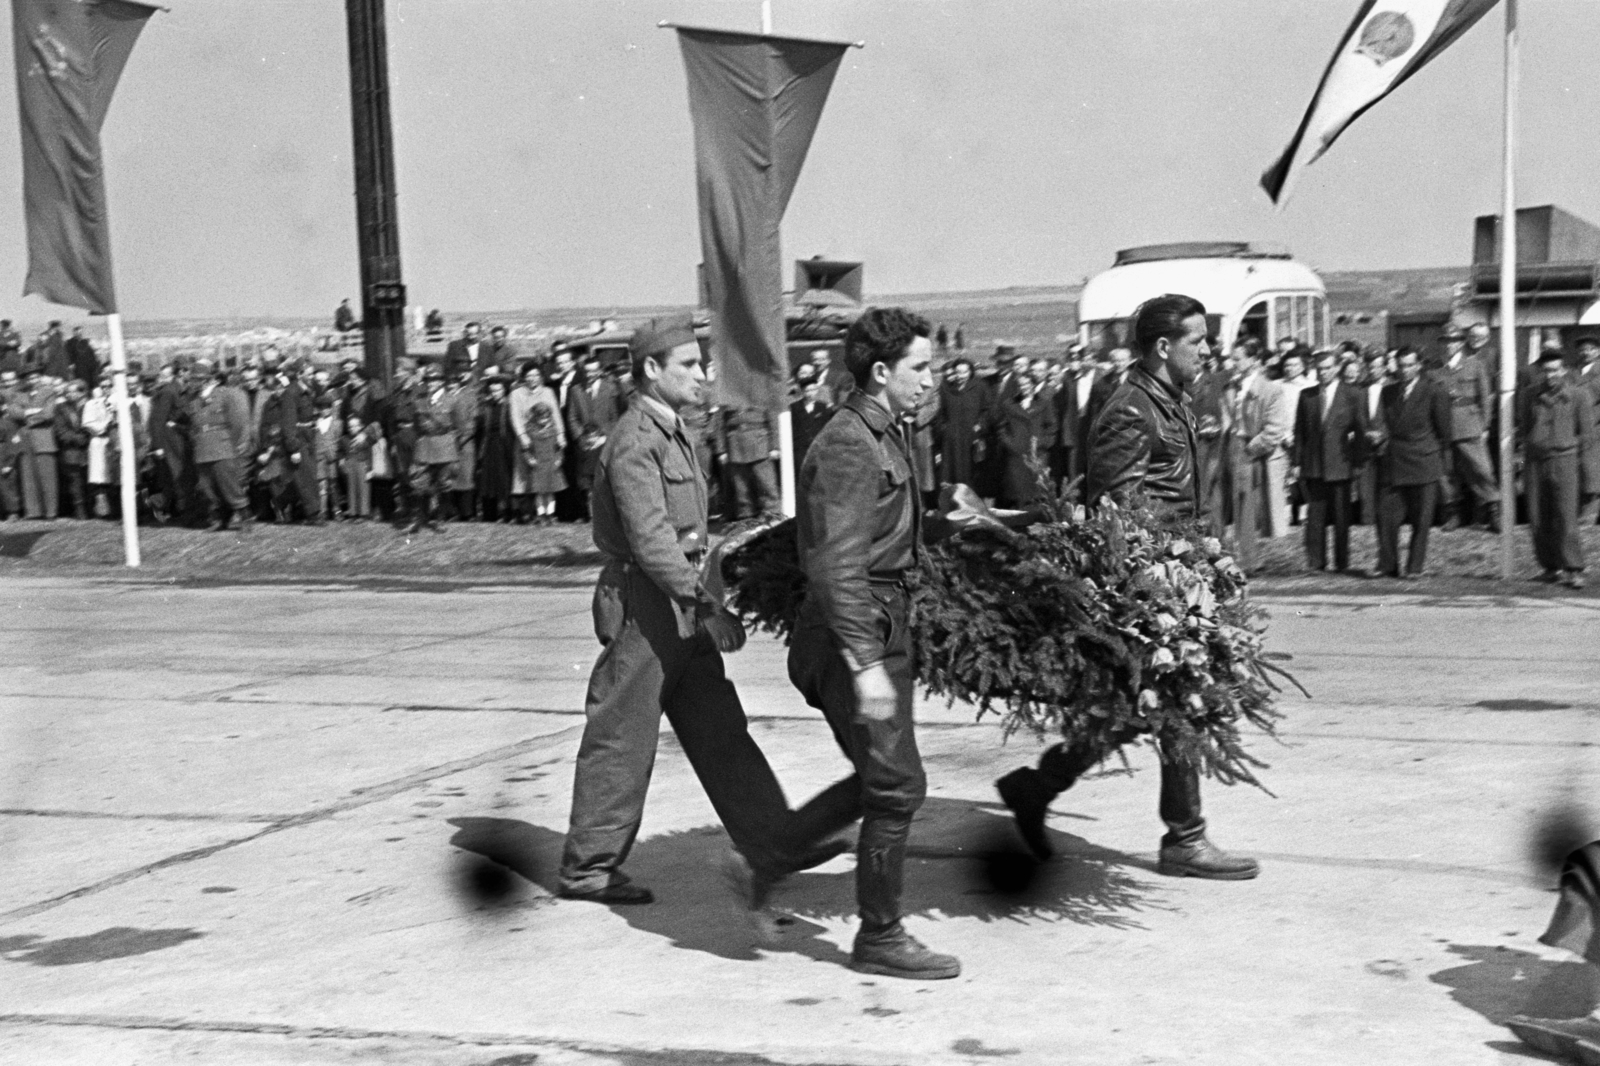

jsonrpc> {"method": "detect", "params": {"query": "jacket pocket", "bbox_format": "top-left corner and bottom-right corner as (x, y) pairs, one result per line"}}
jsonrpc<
(592, 561), (629, 646)
(661, 453), (700, 528)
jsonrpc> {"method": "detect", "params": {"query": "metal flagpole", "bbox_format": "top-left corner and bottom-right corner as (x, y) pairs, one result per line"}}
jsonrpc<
(105, 313), (141, 567)
(1496, 0), (1518, 581)
(762, 0), (800, 517)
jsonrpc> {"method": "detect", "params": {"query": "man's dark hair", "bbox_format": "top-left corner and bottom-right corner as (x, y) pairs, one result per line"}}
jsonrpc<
(844, 307), (930, 389)
(1129, 294), (1206, 357)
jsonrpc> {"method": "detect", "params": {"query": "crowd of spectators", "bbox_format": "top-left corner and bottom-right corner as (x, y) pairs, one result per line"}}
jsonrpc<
(2, 312), (1595, 587)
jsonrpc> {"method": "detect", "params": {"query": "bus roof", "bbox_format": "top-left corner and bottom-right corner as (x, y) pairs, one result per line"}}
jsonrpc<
(1079, 254), (1325, 323)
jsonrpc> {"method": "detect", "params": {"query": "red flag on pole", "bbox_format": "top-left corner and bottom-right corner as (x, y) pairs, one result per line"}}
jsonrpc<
(1261, 0), (1499, 206)
(674, 26), (850, 413)
(12, 0), (157, 314)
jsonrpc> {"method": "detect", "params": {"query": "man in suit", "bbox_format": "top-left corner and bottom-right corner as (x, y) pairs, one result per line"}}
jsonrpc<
(1377, 349), (1453, 579)
(1230, 342), (1293, 541)
(444, 322), (486, 382)
(42, 321), (67, 380)
(186, 358), (254, 532)
(790, 363), (832, 465)
(996, 361), (1058, 507)
(65, 328), (98, 386)
(1434, 325), (1502, 531)
(809, 347), (854, 408)
(0, 369), (24, 518)
(564, 356), (625, 519)
(485, 326), (518, 377)
(1293, 350), (1366, 572)
(1519, 348), (1597, 589)
(935, 356), (990, 492)
(1081, 346), (1133, 457)
(13, 368), (60, 519)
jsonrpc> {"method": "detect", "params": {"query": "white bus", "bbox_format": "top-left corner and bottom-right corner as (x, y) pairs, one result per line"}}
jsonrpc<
(1078, 242), (1330, 353)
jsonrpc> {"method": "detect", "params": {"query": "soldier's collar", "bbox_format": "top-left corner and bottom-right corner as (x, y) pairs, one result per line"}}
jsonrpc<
(636, 393), (683, 435)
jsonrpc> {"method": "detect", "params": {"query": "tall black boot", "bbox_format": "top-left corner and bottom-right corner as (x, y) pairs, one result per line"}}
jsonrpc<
(1155, 749), (1259, 880)
(850, 818), (959, 980)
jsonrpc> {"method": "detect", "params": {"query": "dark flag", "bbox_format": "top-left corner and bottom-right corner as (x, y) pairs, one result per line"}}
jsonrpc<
(1261, 0), (1498, 206)
(675, 26), (850, 413)
(12, 0), (157, 314)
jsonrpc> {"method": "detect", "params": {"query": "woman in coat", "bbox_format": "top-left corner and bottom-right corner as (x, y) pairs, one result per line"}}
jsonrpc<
(510, 362), (564, 523)
(475, 376), (517, 522)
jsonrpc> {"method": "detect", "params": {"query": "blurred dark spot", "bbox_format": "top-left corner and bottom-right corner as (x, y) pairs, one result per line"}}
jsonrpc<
(484, 1056), (542, 1066)
(1530, 802), (1597, 877)
(200, 886), (236, 894)
(455, 853), (519, 906)
(1475, 699), (1572, 711)
(787, 997), (822, 1006)
(863, 1006), (900, 1017)
(981, 847), (1042, 896)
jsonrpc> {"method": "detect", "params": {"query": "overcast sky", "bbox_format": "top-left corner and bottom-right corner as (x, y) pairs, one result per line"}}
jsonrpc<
(2, 0), (1598, 323)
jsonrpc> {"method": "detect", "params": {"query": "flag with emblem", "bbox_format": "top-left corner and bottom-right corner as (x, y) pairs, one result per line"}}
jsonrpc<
(1261, 0), (1499, 206)
(12, 0), (159, 314)
(674, 26), (851, 413)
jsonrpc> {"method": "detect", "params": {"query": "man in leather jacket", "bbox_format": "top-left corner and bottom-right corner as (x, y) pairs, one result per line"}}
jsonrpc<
(998, 293), (1261, 882)
(784, 307), (962, 980)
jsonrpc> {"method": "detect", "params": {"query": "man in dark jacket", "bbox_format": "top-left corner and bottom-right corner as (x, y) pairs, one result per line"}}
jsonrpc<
(66, 328), (99, 386)
(187, 358), (254, 531)
(53, 379), (90, 519)
(1292, 349), (1367, 571)
(716, 405), (779, 519)
(789, 363), (832, 464)
(14, 369), (60, 519)
(1377, 348), (1453, 578)
(408, 363), (458, 532)
(1000, 293), (1260, 883)
(784, 306), (960, 979)
(1519, 349), (1597, 588)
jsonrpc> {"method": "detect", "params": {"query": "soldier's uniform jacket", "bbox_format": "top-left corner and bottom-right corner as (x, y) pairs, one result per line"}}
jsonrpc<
(1086, 364), (1202, 519)
(187, 383), (252, 464)
(18, 384), (59, 455)
(1519, 380), (1599, 488)
(796, 391), (919, 671)
(590, 397), (710, 641)
(717, 406), (776, 464)
(413, 385), (460, 465)
(1432, 356), (1493, 441)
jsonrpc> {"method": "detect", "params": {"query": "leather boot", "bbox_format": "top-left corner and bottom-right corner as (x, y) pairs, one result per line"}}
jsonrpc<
(851, 924), (961, 980)
(995, 767), (1056, 861)
(1156, 748), (1260, 880)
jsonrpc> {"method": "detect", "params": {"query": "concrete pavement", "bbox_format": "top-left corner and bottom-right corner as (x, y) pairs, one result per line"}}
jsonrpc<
(3, 574), (1599, 1065)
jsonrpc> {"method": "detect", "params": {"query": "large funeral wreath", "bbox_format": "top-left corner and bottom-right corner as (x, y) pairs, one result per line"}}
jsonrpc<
(714, 482), (1301, 791)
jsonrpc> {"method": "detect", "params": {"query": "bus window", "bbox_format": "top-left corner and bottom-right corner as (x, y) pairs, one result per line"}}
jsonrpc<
(1292, 295), (1310, 342)
(1239, 301), (1268, 344)
(1313, 295), (1329, 346)
(1273, 297), (1292, 344)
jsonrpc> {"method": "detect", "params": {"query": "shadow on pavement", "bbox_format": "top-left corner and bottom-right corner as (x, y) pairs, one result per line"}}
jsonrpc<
(1430, 943), (1600, 1027)
(447, 797), (1164, 964)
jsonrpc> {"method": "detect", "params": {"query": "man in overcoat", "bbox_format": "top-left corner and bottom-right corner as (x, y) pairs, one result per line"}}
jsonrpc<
(187, 358), (254, 531)
(408, 363), (458, 532)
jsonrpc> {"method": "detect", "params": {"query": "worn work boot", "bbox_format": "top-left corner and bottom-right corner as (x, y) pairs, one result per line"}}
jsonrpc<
(851, 926), (961, 980)
(1158, 834), (1260, 880)
(1568, 571), (1587, 591)
(995, 767), (1056, 861)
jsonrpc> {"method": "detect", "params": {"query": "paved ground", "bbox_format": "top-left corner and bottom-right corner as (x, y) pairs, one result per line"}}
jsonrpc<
(3, 573), (1599, 1065)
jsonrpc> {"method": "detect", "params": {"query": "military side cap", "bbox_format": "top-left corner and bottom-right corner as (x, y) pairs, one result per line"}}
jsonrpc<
(630, 313), (696, 361)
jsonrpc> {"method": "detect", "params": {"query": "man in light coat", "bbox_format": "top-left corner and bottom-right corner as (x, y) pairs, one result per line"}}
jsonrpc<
(1229, 342), (1292, 541)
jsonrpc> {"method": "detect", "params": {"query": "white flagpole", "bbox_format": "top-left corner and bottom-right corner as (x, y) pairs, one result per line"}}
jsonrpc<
(1496, 0), (1518, 582)
(762, 0), (799, 517)
(106, 312), (141, 567)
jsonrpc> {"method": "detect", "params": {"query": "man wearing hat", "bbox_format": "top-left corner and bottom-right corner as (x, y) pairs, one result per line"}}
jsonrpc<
(186, 359), (254, 532)
(1518, 348), (1597, 589)
(1433, 325), (1501, 532)
(559, 313), (842, 907)
(407, 362), (458, 532)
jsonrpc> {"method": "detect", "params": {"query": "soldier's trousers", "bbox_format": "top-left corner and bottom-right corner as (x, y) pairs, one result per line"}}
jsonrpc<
(559, 567), (798, 894)
(727, 459), (778, 519)
(1527, 452), (1585, 573)
(787, 587), (927, 935)
(19, 451), (57, 518)
(1443, 437), (1501, 516)
(196, 457), (246, 521)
